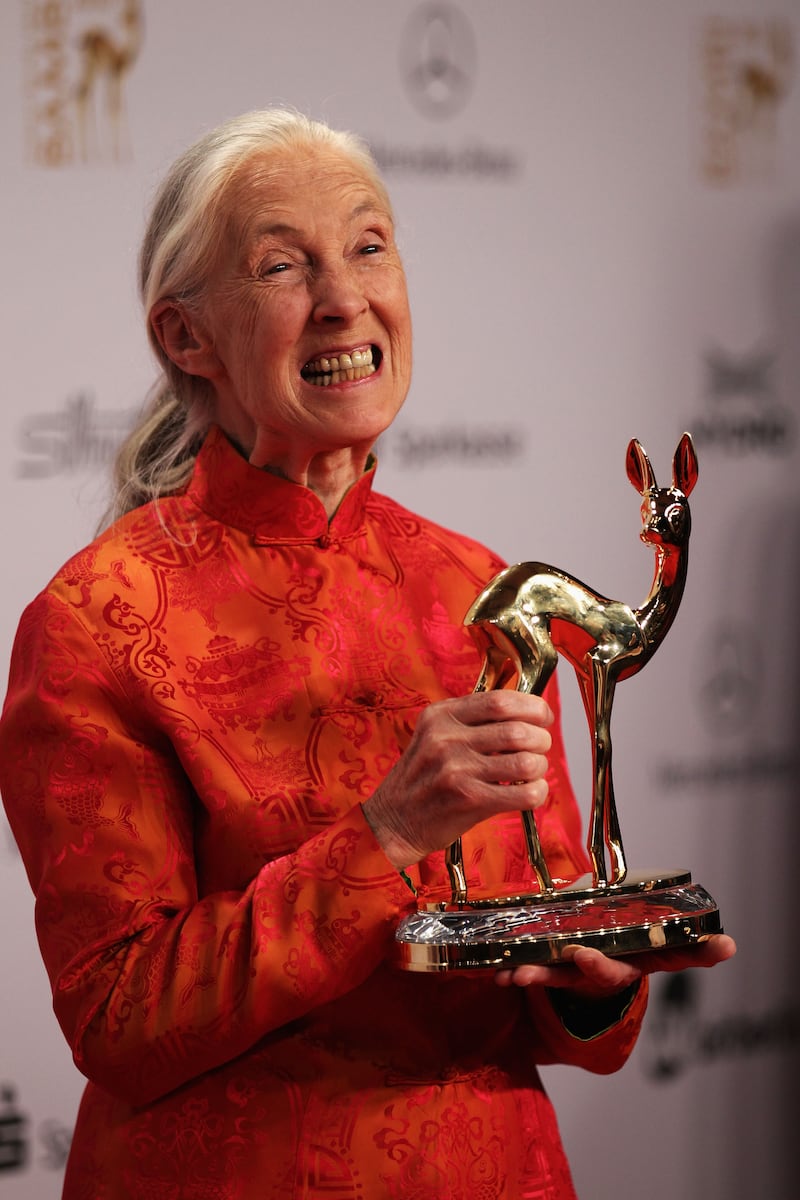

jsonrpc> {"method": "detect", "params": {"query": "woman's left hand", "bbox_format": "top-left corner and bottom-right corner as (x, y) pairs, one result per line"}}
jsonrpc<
(494, 932), (736, 997)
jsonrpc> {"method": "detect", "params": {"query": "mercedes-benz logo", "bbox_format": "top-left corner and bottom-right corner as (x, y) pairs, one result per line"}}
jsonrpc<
(698, 623), (760, 735)
(400, 2), (477, 120)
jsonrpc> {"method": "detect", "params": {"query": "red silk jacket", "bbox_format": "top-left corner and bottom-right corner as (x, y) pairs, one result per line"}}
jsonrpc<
(0, 427), (646, 1199)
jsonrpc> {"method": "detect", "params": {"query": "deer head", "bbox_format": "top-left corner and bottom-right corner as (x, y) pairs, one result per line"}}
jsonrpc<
(626, 432), (698, 551)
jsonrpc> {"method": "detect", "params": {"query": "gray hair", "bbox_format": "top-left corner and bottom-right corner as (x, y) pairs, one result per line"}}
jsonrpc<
(102, 108), (389, 528)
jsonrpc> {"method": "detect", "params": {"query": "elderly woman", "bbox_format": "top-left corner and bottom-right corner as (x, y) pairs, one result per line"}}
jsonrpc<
(0, 109), (733, 1199)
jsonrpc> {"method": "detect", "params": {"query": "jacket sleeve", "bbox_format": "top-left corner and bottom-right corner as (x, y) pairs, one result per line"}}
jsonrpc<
(0, 592), (416, 1108)
(527, 977), (648, 1074)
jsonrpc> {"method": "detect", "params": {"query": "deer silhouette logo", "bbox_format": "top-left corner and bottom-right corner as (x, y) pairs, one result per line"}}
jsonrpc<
(73, 0), (143, 163)
(446, 433), (699, 904)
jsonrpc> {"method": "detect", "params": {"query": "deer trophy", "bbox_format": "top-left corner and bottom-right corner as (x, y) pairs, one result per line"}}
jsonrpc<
(446, 433), (699, 904)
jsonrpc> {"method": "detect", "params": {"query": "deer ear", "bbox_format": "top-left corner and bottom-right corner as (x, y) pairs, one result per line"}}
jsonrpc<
(673, 433), (699, 496)
(626, 439), (655, 494)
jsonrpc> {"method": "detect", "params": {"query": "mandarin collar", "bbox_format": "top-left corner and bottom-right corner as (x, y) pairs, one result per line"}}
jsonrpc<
(187, 426), (377, 544)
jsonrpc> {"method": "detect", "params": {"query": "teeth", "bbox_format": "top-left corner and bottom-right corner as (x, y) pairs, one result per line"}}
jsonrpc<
(303, 346), (376, 386)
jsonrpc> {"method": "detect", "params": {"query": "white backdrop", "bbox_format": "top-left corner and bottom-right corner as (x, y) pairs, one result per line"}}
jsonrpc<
(1, 1), (799, 1196)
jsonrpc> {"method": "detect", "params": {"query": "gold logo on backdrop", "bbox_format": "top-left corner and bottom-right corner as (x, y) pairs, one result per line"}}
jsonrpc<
(700, 18), (794, 185)
(23, 0), (143, 166)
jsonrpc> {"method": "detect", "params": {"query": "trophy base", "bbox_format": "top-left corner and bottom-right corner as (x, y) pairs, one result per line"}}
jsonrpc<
(393, 869), (722, 972)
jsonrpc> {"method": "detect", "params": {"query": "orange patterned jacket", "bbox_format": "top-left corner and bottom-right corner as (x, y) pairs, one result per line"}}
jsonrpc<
(0, 427), (646, 1199)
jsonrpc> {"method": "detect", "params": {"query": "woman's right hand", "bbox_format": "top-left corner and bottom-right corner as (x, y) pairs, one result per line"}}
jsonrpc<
(361, 690), (554, 870)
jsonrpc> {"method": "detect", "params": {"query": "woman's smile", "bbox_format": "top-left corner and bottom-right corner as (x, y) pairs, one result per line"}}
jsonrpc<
(301, 344), (379, 386)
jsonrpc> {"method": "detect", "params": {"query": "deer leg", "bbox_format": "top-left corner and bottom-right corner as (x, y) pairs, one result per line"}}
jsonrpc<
(446, 620), (556, 900)
(470, 628), (520, 694)
(582, 660), (627, 887)
(598, 667), (626, 885)
(445, 837), (469, 904)
(446, 625), (518, 900)
(577, 671), (607, 886)
(521, 808), (554, 895)
(513, 621), (557, 893)
(446, 627), (514, 901)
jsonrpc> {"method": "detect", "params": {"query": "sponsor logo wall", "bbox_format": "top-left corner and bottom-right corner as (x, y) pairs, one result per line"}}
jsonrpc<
(2, 2), (798, 1198)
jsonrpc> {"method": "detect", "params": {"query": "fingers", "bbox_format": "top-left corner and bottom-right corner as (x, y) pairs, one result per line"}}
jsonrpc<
(614, 933), (737, 977)
(691, 933), (737, 965)
(362, 691), (555, 869)
(452, 689), (554, 731)
(414, 692), (553, 797)
(495, 947), (642, 994)
(466, 721), (552, 775)
(495, 934), (738, 992)
(418, 691), (553, 781)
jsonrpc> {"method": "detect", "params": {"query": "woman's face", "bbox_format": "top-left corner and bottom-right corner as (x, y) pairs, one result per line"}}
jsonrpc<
(187, 146), (412, 471)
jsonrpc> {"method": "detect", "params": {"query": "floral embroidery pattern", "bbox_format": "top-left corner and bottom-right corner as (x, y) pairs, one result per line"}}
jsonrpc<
(0, 428), (642, 1198)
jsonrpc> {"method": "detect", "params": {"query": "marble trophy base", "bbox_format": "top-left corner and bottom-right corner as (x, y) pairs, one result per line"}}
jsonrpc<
(393, 870), (722, 972)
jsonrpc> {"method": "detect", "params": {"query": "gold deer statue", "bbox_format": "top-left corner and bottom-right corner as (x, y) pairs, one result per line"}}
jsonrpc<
(446, 433), (699, 904)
